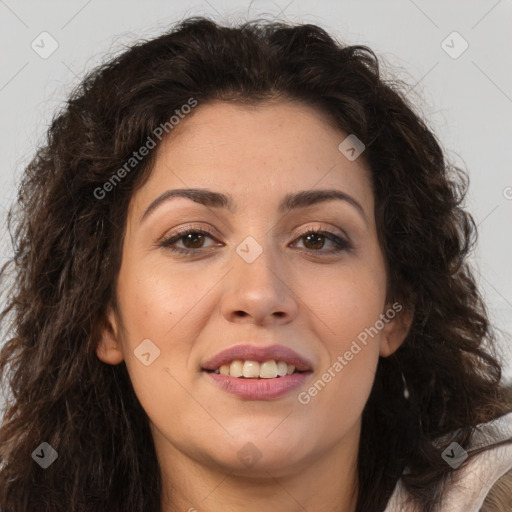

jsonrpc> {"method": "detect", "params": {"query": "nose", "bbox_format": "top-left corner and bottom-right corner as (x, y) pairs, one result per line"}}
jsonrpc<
(220, 236), (299, 326)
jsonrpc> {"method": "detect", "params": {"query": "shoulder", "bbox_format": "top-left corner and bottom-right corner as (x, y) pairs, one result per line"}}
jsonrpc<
(385, 412), (512, 512)
(478, 411), (512, 511)
(481, 467), (512, 512)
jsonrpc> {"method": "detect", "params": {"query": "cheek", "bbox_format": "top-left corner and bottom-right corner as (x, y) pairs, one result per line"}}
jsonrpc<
(116, 255), (208, 344)
(112, 264), (207, 437)
(297, 259), (385, 421)
(310, 255), (387, 350)
(299, 306), (380, 444)
(112, 260), (201, 397)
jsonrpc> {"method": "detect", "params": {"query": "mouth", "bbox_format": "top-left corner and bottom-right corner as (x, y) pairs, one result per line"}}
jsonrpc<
(201, 344), (314, 400)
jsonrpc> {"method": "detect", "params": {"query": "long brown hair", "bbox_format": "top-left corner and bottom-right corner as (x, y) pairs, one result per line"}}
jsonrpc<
(0, 17), (511, 512)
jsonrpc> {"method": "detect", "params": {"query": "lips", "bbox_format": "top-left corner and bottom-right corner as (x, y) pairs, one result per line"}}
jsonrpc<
(205, 371), (310, 400)
(201, 343), (314, 372)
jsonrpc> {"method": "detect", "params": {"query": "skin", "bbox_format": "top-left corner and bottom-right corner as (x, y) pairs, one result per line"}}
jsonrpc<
(96, 99), (413, 512)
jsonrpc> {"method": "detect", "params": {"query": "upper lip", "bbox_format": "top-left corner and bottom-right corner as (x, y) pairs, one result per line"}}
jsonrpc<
(201, 344), (313, 372)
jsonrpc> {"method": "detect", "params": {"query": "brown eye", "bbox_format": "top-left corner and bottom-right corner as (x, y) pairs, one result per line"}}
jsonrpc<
(292, 229), (350, 254)
(302, 232), (326, 250)
(179, 232), (207, 249)
(160, 229), (219, 254)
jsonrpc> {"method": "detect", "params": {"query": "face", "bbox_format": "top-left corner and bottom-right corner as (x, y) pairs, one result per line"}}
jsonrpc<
(97, 100), (411, 480)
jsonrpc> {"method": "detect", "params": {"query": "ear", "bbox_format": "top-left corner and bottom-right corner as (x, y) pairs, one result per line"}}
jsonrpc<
(95, 305), (124, 365)
(379, 302), (414, 358)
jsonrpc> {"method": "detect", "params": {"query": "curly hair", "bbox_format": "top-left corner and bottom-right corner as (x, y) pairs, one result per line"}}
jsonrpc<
(0, 16), (511, 512)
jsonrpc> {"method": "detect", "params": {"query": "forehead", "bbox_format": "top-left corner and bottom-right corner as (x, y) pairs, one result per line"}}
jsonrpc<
(162, 99), (357, 160)
(132, 99), (374, 217)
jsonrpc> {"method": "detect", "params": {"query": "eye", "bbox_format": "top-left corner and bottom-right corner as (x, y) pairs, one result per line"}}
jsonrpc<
(159, 226), (351, 255)
(159, 227), (219, 254)
(291, 228), (350, 253)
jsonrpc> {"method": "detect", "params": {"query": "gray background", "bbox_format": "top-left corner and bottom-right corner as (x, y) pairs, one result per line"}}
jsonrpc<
(1, 1), (511, 404)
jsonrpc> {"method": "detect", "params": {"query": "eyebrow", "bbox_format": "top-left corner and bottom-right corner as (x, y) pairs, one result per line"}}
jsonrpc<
(140, 187), (368, 225)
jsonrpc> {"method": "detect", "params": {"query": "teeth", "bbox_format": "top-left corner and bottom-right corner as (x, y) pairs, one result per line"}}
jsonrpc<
(243, 360), (260, 378)
(213, 359), (300, 378)
(229, 360), (243, 378)
(259, 360), (277, 378)
(277, 361), (288, 377)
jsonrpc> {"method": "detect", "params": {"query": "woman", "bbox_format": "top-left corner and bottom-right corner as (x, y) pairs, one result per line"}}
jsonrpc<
(0, 16), (511, 512)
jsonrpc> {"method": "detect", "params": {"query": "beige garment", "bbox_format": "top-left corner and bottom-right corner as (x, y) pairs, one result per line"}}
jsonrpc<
(385, 412), (512, 512)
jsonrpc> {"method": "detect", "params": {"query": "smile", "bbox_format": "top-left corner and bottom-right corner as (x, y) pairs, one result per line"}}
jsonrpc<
(205, 359), (306, 378)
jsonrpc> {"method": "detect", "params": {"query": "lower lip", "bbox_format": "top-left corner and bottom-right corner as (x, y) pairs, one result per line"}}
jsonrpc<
(203, 371), (311, 400)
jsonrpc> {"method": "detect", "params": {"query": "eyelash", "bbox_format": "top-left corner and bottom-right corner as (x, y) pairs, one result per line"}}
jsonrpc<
(159, 225), (351, 256)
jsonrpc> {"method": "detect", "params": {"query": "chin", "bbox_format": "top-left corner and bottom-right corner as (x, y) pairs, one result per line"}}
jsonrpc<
(207, 432), (309, 473)
(215, 449), (307, 477)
